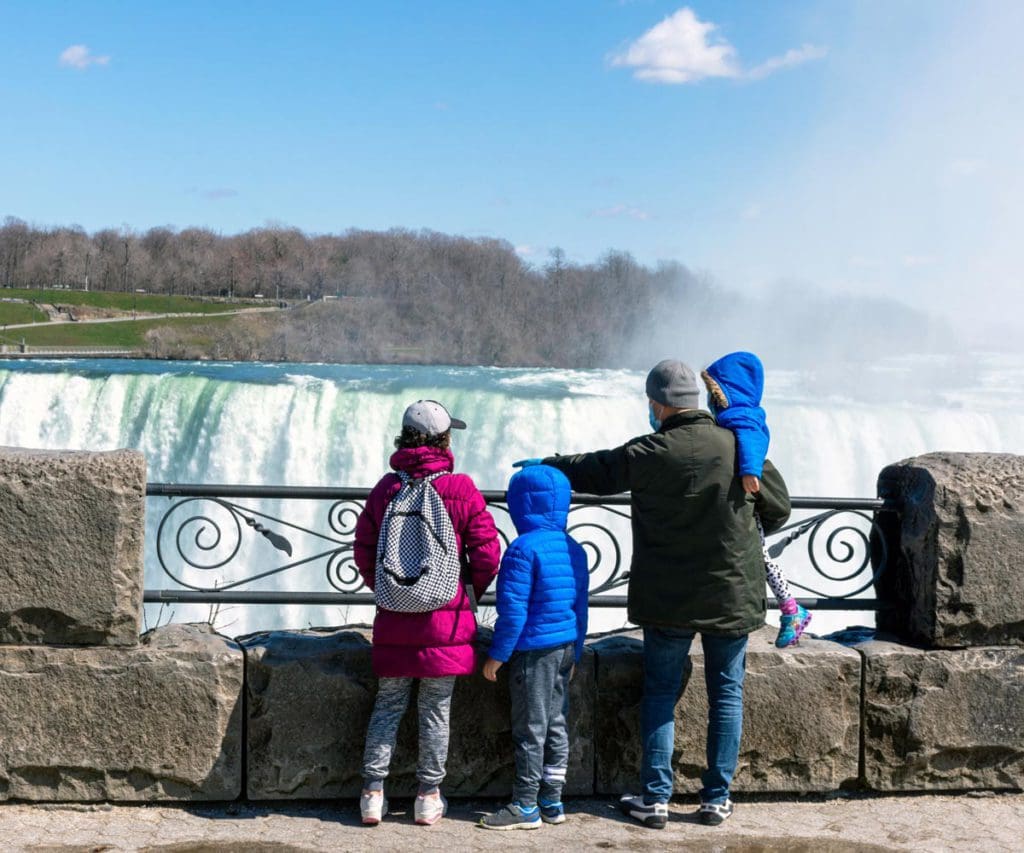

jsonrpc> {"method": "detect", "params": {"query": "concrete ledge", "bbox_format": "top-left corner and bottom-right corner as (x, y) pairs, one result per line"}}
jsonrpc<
(242, 626), (595, 799)
(860, 639), (1024, 791)
(594, 626), (862, 794)
(0, 624), (243, 801)
(0, 447), (145, 645)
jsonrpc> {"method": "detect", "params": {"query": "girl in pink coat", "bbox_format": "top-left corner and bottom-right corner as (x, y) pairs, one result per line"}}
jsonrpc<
(353, 400), (500, 827)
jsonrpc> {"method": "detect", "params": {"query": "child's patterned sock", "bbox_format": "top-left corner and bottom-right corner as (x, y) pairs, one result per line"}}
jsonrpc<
(780, 597), (799, 616)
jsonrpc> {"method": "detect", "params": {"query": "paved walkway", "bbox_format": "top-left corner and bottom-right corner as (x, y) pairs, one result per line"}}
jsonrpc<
(2, 793), (1021, 852)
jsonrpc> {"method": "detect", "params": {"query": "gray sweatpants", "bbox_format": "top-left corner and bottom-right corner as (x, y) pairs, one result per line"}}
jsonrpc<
(362, 676), (456, 787)
(509, 642), (574, 807)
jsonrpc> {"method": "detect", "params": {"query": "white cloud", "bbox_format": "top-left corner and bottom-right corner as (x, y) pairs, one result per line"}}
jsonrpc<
(514, 245), (538, 257)
(609, 8), (737, 84)
(592, 203), (652, 221)
(58, 44), (111, 70)
(609, 7), (825, 85)
(747, 44), (828, 81)
(741, 203), (762, 220)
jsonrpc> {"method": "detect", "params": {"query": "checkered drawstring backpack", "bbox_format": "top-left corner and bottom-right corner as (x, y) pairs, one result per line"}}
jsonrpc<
(374, 471), (461, 612)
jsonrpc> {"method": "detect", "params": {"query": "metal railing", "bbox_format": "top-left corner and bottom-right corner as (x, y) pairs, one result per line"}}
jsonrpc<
(144, 484), (891, 611)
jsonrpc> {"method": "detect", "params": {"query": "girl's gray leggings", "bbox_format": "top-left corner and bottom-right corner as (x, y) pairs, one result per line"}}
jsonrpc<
(362, 675), (456, 787)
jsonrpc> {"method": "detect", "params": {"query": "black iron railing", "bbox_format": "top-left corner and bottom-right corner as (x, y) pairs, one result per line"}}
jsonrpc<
(144, 484), (891, 611)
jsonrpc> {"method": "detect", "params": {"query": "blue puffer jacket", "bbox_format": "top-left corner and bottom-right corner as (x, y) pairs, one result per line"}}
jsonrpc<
(703, 351), (770, 479)
(488, 465), (590, 663)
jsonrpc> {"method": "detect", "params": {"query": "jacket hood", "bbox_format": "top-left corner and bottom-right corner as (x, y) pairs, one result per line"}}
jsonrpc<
(506, 465), (571, 534)
(389, 446), (455, 478)
(703, 351), (764, 411)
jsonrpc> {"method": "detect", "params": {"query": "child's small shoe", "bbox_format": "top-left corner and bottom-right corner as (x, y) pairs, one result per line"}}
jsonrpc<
(414, 790), (447, 826)
(775, 604), (811, 648)
(538, 798), (566, 824)
(478, 802), (542, 830)
(360, 789), (387, 825)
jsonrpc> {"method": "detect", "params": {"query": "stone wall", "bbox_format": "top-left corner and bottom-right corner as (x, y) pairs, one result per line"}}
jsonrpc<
(242, 626), (595, 799)
(0, 448), (243, 801)
(592, 628), (862, 795)
(0, 448), (145, 645)
(877, 452), (1024, 648)
(859, 640), (1024, 791)
(1, 447), (1022, 801)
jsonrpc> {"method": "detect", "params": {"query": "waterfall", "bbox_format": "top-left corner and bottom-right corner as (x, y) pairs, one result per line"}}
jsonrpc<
(2, 355), (1023, 637)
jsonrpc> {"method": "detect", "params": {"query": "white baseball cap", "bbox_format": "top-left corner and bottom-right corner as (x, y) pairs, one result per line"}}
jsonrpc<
(401, 400), (466, 436)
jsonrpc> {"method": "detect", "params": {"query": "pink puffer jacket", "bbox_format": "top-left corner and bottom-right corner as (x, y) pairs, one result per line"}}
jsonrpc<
(354, 446), (501, 678)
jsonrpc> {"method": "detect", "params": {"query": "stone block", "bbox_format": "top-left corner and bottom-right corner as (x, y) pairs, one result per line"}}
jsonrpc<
(860, 639), (1024, 790)
(0, 623), (243, 801)
(877, 452), (1024, 647)
(242, 625), (595, 799)
(0, 447), (145, 645)
(594, 626), (861, 794)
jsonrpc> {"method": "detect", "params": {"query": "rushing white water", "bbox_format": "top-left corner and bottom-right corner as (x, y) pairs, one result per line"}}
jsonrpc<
(2, 355), (1023, 637)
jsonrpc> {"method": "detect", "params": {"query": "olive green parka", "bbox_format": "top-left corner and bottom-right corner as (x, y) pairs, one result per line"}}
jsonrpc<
(544, 410), (791, 636)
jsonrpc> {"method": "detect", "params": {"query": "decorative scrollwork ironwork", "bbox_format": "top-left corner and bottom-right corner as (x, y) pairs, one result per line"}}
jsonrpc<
(766, 508), (888, 600)
(154, 494), (355, 594)
(146, 484), (889, 609)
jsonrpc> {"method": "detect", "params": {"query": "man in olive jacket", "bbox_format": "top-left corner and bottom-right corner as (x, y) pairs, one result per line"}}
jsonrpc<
(539, 359), (791, 828)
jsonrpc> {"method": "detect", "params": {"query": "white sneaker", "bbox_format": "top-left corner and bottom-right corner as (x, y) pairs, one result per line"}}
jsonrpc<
(619, 793), (668, 829)
(414, 790), (448, 826)
(360, 789), (387, 825)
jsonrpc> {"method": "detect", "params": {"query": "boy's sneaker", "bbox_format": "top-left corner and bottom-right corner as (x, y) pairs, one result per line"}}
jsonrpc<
(360, 790), (387, 825)
(538, 798), (566, 825)
(414, 790), (447, 826)
(775, 604), (811, 648)
(618, 794), (668, 829)
(478, 802), (542, 830)
(698, 799), (734, 825)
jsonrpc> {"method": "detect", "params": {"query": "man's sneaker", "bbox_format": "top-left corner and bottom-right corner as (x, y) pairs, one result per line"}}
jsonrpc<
(538, 798), (566, 824)
(360, 790), (387, 825)
(698, 798), (734, 825)
(775, 604), (812, 648)
(414, 790), (447, 826)
(618, 794), (668, 829)
(478, 802), (542, 830)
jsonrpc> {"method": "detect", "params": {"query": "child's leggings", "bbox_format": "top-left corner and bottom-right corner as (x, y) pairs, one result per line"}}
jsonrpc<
(362, 675), (456, 788)
(756, 514), (793, 603)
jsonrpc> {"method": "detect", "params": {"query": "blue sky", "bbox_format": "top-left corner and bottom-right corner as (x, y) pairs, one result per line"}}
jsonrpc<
(3, 1), (1022, 337)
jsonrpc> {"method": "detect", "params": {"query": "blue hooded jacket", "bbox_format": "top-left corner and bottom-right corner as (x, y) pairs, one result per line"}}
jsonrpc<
(703, 351), (770, 479)
(488, 465), (590, 663)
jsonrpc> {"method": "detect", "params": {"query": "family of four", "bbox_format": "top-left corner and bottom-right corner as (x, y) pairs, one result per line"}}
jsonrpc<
(352, 353), (798, 831)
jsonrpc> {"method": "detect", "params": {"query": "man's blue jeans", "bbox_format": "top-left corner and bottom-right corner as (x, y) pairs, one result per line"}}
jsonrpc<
(640, 627), (748, 805)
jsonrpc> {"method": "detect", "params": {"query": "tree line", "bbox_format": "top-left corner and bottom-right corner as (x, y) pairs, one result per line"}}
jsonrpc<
(0, 216), (950, 368)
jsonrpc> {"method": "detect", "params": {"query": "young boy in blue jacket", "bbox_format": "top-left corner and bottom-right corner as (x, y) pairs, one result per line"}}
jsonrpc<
(479, 464), (590, 830)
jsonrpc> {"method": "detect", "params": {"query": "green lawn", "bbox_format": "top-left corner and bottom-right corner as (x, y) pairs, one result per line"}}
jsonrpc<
(8, 315), (235, 348)
(0, 287), (245, 315)
(0, 302), (49, 325)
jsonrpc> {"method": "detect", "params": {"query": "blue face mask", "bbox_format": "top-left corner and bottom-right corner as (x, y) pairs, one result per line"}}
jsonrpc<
(649, 406), (661, 432)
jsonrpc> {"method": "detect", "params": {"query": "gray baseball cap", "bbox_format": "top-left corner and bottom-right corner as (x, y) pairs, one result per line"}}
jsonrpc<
(646, 359), (699, 409)
(402, 400), (467, 436)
